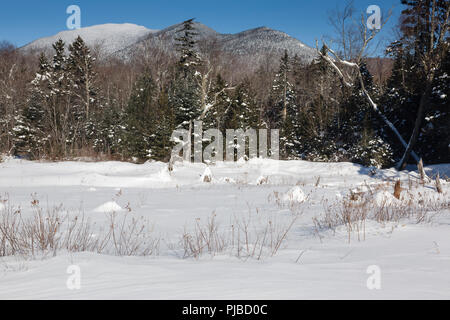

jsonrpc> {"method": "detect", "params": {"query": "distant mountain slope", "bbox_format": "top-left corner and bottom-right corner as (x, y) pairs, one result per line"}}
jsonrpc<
(21, 21), (317, 63)
(118, 22), (317, 62)
(217, 26), (317, 61)
(21, 23), (157, 57)
(116, 21), (219, 58)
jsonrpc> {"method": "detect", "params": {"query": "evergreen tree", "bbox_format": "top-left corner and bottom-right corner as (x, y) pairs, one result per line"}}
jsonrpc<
(12, 103), (46, 159)
(121, 73), (157, 161)
(296, 45), (339, 161)
(67, 36), (101, 152)
(13, 53), (49, 158)
(14, 47), (72, 158)
(381, 0), (449, 165)
(339, 63), (393, 168)
(48, 39), (74, 157)
(202, 74), (232, 131)
(175, 18), (202, 74)
(419, 46), (450, 163)
(122, 73), (175, 162)
(67, 36), (98, 120)
(268, 51), (300, 158)
(153, 87), (175, 161)
(381, 41), (418, 161)
(169, 19), (202, 129)
(223, 79), (260, 131)
(92, 104), (124, 157)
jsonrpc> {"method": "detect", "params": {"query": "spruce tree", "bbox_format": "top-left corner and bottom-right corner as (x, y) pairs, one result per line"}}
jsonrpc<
(170, 19), (203, 129)
(202, 74), (232, 131)
(381, 0), (449, 165)
(121, 73), (157, 161)
(49, 39), (73, 157)
(153, 87), (175, 161)
(13, 53), (49, 158)
(340, 63), (393, 168)
(296, 45), (339, 161)
(93, 104), (124, 157)
(67, 36), (100, 153)
(381, 41), (418, 161)
(122, 73), (175, 162)
(67, 36), (97, 120)
(268, 51), (299, 158)
(175, 18), (202, 74)
(420, 46), (450, 163)
(223, 79), (260, 131)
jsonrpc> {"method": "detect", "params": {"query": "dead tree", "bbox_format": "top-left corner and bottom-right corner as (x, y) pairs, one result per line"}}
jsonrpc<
(317, 9), (421, 167)
(396, 1), (450, 170)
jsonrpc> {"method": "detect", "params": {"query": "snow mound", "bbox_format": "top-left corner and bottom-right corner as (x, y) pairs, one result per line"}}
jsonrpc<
(0, 202), (5, 211)
(218, 177), (236, 184)
(373, 191), (401, 207)
(0, 155), (17, 163)
(93, 201), (123, 213)
(150, 168), (172, 182)
(256, 176), (269, 185)
(283, 186), (306, 203)
(201, 167), (213, 183)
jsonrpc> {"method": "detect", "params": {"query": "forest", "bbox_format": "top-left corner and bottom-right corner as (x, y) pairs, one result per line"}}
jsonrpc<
(0, 0), (448, 169)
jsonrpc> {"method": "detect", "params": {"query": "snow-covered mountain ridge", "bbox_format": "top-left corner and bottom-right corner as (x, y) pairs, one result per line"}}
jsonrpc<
(21, 21), (318, 62)
(21, 23), (158, 57)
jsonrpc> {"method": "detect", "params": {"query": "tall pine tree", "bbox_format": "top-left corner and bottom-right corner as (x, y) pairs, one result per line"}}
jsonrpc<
(170, 19), (203, 129)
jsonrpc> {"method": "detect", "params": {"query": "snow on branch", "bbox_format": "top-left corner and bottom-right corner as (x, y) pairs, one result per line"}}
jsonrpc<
(315, 7), (421, 164)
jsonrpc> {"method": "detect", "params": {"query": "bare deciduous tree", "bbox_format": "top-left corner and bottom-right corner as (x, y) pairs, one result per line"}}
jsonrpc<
(318, 6), (422, 165)
(397, 1), (450, 170)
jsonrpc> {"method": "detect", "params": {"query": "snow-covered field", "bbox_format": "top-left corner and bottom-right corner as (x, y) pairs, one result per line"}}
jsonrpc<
(0, 157), (449, 300)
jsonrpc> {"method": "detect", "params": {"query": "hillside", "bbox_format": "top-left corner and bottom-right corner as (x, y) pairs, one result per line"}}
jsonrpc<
(21, 21), (317, 62)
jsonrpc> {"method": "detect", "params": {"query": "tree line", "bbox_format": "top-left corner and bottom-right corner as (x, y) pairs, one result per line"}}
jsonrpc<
(0, 0), (448, 168)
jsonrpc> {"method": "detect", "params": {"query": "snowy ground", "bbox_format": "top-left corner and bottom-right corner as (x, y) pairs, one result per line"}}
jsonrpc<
(0, 157), (449, 300)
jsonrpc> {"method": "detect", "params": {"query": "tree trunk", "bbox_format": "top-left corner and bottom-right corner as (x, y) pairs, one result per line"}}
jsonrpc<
(396, 81), (433, 170)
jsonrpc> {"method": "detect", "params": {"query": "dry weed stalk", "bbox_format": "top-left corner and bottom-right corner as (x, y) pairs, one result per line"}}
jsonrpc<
(394, 180), (402, 200)
(181, 209), (301, 260)
(0, 196), (160, 257)
(436, 174), (443, 194)
(314, 187), (448, 243)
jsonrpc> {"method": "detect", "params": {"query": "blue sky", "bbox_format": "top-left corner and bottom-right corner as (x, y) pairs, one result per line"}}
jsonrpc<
(1, 0), (402, 53)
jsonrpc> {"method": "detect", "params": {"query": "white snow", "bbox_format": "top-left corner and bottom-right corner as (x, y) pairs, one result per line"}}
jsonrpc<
(21, 23), (158, 57)
(282, 186), (306, 203)
(372, 190), (401, 207)
(256, 175), (269, 185)
(21, 22), (318, 63)
(201, 166), (213, 182)
(0, 158), (449, 299)
(93, 201), (123, 213)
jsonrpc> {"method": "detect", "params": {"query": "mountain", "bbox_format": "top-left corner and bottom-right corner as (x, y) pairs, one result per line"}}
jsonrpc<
(21, 23), (158, 57)
(117, 22), (317, 63)
(218, 26), (316, 61)
(21, 21), (317, 63)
